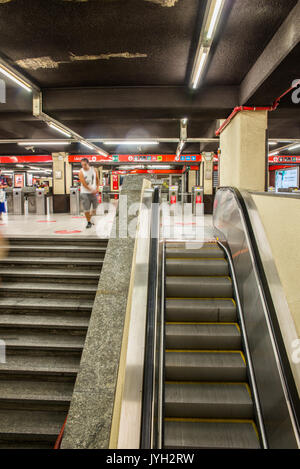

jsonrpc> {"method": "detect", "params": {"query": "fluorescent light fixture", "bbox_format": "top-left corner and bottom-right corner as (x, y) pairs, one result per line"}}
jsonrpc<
(288, 144), (300, 151)
(80, 141), (94, 150)
(104, 141), (159, 146)
(48, 122), (72, 138)
(17, 141), (71, 146)
(192, 50), (208, 89)
(0, 64), (32, 92)
(207, 0), (224, 39)
(268, 142), (277, 146)
(16, 164), (24, 167)
(269, 151), (279, 156)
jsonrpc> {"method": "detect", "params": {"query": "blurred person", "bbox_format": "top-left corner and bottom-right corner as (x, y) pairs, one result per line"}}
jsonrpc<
(79, 158), (99, 229)
(0, 170), (7, 221)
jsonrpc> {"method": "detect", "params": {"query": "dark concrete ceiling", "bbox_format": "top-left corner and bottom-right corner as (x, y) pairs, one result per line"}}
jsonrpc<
(0, 0), (299, 156)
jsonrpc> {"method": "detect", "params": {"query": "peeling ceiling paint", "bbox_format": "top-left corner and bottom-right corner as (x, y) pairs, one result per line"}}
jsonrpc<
(144, 0), (179, 6)
(69, 52), (147, 61)
(15, 52), (147, 70)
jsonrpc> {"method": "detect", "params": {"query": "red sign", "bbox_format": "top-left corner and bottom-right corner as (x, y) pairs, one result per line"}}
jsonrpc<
(170, 195), (177, 204)
(112, 174), (119, 191)
(69, 154), (203, 163)
(196, 194), (202, 204)
(269, 155), (300, 164)
(0, 155), (52, 164)
(14, 173), (24, 188)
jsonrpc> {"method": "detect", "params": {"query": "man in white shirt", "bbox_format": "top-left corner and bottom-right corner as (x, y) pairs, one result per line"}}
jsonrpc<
(79, 158), (100, 229)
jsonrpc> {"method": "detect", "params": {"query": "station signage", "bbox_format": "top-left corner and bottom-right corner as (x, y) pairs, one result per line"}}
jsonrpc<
(269, 155), (300, 164)
(0, 155), (53, 163)
(68, 154), (203, 163)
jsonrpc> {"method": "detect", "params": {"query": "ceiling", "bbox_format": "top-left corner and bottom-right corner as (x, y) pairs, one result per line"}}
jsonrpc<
(0, 0), (299, 157)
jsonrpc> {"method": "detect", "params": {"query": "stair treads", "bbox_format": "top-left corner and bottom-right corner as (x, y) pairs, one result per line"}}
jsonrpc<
(0, 282), (97, 293)
(8, 245), (106, 253)
(0, 331), (85, 351)
(165, 382), (253, 419)
(164, 419), (260, 449)
(0, 314), (89, 330)
(0, 353), (79, 377)
(0, 257), (102, 265)
(166, 258), (229, 276)
(166, 276), (233, 298)
(165, 351), (247, 382)
(0, 268), (100, 279)
(0, 409), (66, 441)
(166, 298), (236, 322)
(0, 379), (73, 404)
(165, 323), (241, 350)
(0, 297), (93, 311)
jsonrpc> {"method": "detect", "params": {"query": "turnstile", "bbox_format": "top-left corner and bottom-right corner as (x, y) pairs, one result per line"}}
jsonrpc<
(192, 186), (204, 214)
(13, 188), (24, 215)
(36, 189), (53, 215)
(70, 187), (80, 215)
(169, 185), (179, 205)
(5, 190), (13, 214)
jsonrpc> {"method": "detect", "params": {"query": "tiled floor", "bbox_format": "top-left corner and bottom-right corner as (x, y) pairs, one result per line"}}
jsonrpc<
(0, 203), (215, 242)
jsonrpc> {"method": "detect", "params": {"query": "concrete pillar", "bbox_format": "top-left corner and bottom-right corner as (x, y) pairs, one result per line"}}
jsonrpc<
(188, 170), (196, 192)
(202, 153), (214, 195)
(219, 110), (268, 191)
(52, 152), (69, 195)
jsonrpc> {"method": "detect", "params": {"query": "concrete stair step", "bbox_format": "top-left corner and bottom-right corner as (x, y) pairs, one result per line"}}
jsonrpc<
(0, 409), (66, 443)
(0, 297), (93, 314)
(0, 282), (97, 299)
(8, 245), (106, 259)
(8, 236), (107, 248)
(0, 257), (103, 271)
(0, 314), (89, 331)
(0, 353), (79, 379)
(1, 330), (86, 352)
(0, 268), (100, 284)
(0, 379), (73, 410)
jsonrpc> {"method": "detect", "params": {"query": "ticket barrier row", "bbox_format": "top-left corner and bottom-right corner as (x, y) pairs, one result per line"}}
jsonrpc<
(6, 189), (53, 215)
(168, 185), (204, 213)
(70, 187), (114, 215)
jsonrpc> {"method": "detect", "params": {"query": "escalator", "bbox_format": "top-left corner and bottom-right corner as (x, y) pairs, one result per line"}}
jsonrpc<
(163, 241), (260, 449)
(139, 186), (300, 450)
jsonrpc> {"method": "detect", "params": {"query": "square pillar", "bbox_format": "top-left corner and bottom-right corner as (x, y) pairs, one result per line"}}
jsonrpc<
(219, 110), (268, 191)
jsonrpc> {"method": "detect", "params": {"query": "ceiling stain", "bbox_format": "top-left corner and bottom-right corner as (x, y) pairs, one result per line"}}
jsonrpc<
(144, 0), (179, 6)
(70, 52), (148, 61)
(15, 57), (67, 70)
(15, 52), (147, 71)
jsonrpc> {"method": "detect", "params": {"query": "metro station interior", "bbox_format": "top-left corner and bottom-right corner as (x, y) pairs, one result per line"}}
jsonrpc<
(0, 0), (299, 452)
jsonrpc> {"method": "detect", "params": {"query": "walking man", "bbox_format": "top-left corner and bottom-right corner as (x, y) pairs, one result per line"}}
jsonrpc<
(79, 158), (99, 229)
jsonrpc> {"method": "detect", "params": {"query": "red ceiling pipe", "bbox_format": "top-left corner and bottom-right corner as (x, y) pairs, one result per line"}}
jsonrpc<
(215, 81), (300, 137)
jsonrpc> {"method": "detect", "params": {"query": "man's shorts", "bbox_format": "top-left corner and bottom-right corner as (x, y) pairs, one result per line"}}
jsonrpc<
(81, 193), (98, 212)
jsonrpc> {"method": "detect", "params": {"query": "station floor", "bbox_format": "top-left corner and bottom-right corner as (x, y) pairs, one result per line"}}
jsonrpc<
(0, 210), (214, 241)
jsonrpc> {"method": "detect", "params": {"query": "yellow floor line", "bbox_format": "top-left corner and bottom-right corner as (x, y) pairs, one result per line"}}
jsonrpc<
(166, 298), (236, 304)
(166, 350), (246, 361)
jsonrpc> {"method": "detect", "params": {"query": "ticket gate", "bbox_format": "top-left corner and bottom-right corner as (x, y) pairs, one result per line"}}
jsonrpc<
(13, 188), (24, 215)
(5, 190), (13, 214)
(169, 185), (179, 205)
(192, 186), (204, 214)
(70, 187), (80, 215)
(36, 189), (53, 215)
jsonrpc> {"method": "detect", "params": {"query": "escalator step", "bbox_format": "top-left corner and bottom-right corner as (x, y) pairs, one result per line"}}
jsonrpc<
(166, 258), (229, 276)
(165, 323), (241, 350)
(166, 298), (237, 322)
(165, 351), (247, 382)
(164, 419), (260, 449)
(166, 244), (224, 259)
(166, 276), (233, 298)
(165, 382), (253, 419)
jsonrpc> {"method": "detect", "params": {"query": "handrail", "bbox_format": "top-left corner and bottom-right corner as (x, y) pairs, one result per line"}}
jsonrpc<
(140, 186), (160, 449)
(216, 187), (300, 440)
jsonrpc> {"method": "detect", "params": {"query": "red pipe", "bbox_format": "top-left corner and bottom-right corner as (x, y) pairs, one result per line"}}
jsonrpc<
(215, 80), (300, 136)
(54, 416), (68, 450)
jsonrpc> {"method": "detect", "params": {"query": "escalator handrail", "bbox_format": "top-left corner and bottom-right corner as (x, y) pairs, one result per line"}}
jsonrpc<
(140, 186), (160, 449)
(216, 186), (300, 435)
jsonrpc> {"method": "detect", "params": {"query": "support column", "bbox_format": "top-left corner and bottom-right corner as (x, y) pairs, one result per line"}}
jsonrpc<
(52, 152), (70, 213)
(203, 153), (214, 196)
(219, 110), (268, 191)
(188, 170), (196, 192)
